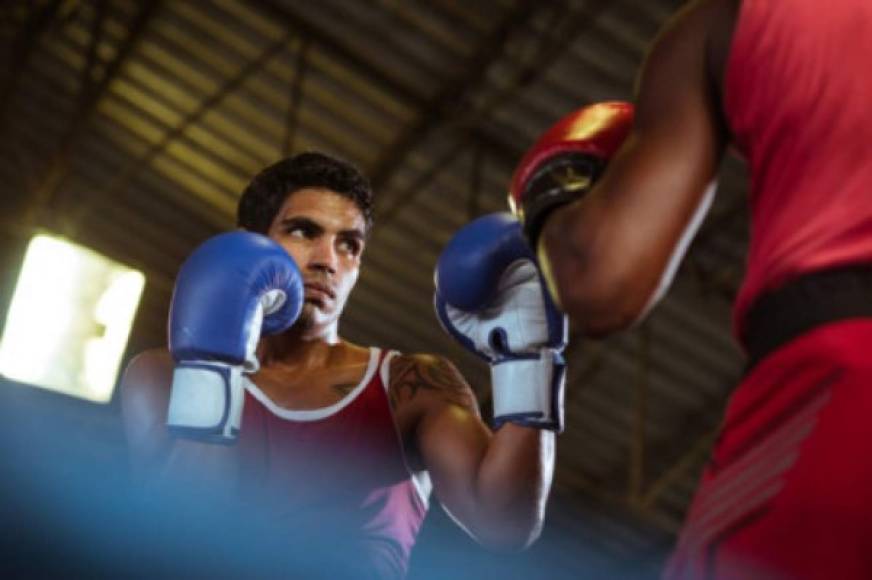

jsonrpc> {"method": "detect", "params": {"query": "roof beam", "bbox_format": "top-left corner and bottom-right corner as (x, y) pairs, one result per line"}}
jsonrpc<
(282, 39), (311, 156)
(248, 0), (554, 189)
(78, 0), (108, 109)
(369, 0), (539, 190)
(26, 0), (162, 229)
(249, 0), (425, 106)
(373, 0), (615, 224)
(628, 324), (651, 502)
(0, 0), (63, 134)
(92, 32), (294, 219)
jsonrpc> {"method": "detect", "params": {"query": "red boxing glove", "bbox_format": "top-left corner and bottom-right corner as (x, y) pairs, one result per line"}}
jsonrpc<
(508, 101), (634, 246)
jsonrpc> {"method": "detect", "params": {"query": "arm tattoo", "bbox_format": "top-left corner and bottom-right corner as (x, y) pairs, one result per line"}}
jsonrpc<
(389, 355), (479, 415)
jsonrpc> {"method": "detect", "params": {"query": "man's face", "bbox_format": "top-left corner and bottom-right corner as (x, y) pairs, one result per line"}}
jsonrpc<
(266, 188), (366, 333)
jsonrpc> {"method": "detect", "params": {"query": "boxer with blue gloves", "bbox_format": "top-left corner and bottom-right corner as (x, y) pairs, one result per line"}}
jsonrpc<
(121, 152), (557, 579)
(435, 213), (567, 432)
(166, 231), (304, 442)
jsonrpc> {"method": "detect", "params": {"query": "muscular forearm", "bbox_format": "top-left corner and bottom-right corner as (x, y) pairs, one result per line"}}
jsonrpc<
(471, 423), (555, 550)
(539, 191), (655, 336)
(540, 196), (628, 334)
(125, 419), (239, 492)
(420, 404), (556, 551)
(539, 133), (719, 336)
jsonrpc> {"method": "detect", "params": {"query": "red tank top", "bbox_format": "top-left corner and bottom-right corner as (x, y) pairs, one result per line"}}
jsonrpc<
(236, 348), (430, 578)
(724, 0), (872, 340)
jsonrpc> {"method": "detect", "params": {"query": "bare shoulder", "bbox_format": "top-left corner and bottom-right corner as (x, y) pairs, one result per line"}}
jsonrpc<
(388, 353), (480, 418)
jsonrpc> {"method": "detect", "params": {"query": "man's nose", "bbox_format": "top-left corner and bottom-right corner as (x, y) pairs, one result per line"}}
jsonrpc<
(307, 238), (337, 275)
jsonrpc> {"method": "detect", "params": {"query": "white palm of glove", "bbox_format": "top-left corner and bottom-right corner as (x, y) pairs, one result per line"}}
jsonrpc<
(444, 259), (557, 358)
(442, 259), (566, 430)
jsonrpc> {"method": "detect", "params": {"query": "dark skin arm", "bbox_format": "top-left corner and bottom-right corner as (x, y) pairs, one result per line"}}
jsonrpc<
(119, 349), (240, 496)
(539, 0), (737, 336)
(390, 354), (555, 551)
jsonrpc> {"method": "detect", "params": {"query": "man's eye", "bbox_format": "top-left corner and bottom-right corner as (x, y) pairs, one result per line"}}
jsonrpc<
(286, 226), (308, 238)
(338, 239), (361, 255)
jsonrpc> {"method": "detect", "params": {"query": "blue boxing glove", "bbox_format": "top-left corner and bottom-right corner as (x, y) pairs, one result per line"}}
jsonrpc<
(167, 232), (304, 442)
(435, 213), (568, 431)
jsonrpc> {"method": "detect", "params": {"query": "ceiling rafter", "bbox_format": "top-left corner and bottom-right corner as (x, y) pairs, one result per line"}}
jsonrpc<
(0, 0), (62, 134)
(245, 0), (581, 207)
(369, 0), (540, 191)
(628, 324), (651, 502)
(374, 0), (615, 224)
(26, 0), (162, 230)
(250, 0), (425, 107)
(282, 38), (311, 157)
(89, 32), (296, 221)
(78, 0), (108, 109)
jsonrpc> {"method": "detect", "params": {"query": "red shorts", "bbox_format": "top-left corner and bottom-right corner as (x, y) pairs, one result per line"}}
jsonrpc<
(664, 319), (872, 579)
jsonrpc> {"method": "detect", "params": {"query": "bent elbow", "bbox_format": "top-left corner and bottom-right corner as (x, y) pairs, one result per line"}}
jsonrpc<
(557, 272), (648, 338)
(542, 235), (648, 337)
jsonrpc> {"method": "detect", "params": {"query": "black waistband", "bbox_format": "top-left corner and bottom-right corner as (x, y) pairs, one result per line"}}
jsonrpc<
(743, 264), (872, 371)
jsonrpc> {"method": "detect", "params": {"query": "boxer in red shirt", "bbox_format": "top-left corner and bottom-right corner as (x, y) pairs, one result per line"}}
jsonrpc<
(510, 0), (872, 578)
(122, 152), (564, 578)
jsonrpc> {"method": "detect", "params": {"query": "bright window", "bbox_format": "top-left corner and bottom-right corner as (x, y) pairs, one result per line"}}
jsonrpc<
(0, 234), (145, 402)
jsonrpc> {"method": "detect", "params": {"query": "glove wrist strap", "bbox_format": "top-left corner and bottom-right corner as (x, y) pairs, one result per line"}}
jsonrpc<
(167, 361), (246, 444)
(490, 349), (566, 432)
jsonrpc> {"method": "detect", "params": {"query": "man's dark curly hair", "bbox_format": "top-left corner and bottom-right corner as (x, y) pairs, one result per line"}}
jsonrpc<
(236, 152), (374, 234)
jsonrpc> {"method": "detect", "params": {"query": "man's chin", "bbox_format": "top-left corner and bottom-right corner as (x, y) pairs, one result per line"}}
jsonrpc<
(297, 302), (336, 332)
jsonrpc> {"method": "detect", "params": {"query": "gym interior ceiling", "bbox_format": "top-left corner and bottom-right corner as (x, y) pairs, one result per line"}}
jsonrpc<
(0, 0), (750, 576)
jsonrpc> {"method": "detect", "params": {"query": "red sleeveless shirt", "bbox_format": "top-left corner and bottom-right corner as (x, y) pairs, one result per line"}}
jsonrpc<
(724, 0), (872, 339)
(236, 348), (430, 578)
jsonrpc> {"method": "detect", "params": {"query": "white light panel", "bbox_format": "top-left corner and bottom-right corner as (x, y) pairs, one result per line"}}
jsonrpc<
(0, 235), (145, 402)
